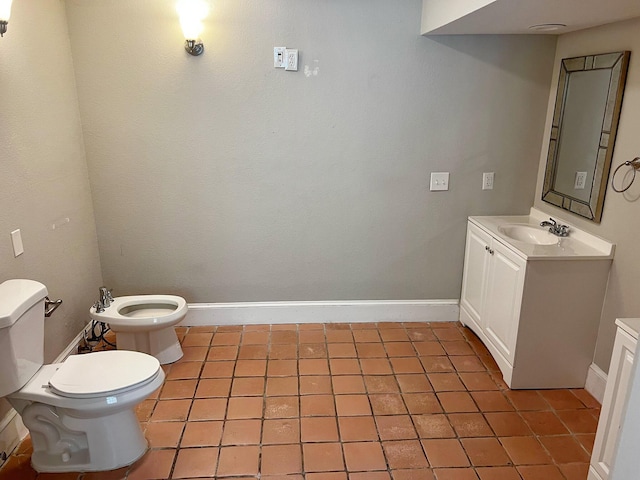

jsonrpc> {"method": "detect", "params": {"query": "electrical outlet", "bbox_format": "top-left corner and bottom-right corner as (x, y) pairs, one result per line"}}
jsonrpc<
(483, 172), (494, 190)
(430, 172), (449, 191)
(274, 47), (286, 68)
(575, 171), (588, 189)
(285, 49), (298, 71)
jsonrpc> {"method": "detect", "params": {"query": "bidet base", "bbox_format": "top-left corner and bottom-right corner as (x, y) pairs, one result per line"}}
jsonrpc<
(115, 327), (183, 364)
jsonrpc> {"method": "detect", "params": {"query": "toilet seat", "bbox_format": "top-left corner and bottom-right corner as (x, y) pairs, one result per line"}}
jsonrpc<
(49, 350), (161, 399)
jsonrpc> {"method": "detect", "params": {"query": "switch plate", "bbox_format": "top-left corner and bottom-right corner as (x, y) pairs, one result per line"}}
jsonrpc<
(274, 47), (286, 68)
(575, 171), (588, 189)
(10, 229), (24, 257)
(430, 172), (450, 191)
(483, 172), (494, 190)
(285, 49), (298, 71)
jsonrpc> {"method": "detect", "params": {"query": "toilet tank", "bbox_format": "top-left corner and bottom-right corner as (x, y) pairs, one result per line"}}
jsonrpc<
(0, 279), (48, 397)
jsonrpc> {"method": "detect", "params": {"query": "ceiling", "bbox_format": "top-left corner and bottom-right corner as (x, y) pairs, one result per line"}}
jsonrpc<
(421, 0), (640, 35)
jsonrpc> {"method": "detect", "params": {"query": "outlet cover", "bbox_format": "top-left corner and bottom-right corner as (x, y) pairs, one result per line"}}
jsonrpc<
(285, 49), (298, 71)
(575, 171), (588, 189)
(483, 172), (494, 190)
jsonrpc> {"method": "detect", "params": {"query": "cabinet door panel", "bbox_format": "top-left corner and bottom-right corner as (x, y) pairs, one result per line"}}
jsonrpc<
(460, 224), (492, 325)
(590, 329), (636, 480)
(483, 242), (524, 363)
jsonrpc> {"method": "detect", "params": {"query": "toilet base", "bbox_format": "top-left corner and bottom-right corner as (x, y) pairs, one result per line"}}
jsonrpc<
(7, 360), (165, 473)
(115, 327), (183, 364)
(21, 403), (147, 472)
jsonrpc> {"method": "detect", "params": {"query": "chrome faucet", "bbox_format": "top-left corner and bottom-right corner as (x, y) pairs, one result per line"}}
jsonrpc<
(540, 218), (570, 237)
(97, 286), (113, 310)
(93, 299), (105, 313)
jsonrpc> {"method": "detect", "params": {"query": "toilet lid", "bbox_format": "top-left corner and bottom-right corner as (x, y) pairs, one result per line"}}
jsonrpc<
(49, 350), (161, 398)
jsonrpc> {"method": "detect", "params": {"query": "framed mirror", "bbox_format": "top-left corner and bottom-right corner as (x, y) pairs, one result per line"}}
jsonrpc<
(542, 51), (630, 222)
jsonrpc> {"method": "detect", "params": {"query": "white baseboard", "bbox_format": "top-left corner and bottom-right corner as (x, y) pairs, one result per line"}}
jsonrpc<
(181, 300), (460, 326)
(0, 323), (92, 465)
(0, 410), (27, 465)
(586, 362), (607, 403)
(53, 325), (90, 363)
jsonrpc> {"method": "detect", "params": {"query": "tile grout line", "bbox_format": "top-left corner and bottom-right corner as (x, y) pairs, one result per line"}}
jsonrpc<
(15, 321), (601, 480)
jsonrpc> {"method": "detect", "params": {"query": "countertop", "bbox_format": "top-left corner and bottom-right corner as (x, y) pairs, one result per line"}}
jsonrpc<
(616, 318), (640, 340)
(469, 208), (615, 261)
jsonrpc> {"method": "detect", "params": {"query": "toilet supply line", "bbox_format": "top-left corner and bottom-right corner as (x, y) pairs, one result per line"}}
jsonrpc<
(79, 318), (115, 353)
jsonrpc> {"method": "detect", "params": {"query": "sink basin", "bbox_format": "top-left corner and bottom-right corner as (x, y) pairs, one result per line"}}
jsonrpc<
(498, 224), (559, 245)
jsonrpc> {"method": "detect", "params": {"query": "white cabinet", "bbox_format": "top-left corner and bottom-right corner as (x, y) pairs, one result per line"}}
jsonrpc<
(483, 240), (524, 364)
(460, 222), (492, 328)
(589, 319), (640, 480)
(459, 215), (612, 389)
(460, 222), (524, 365)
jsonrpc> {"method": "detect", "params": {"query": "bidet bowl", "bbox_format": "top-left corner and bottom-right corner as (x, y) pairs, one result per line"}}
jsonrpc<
(90, 295), (188, 332)
(498, 224), (559, 245)
(89, 295), (187, 364)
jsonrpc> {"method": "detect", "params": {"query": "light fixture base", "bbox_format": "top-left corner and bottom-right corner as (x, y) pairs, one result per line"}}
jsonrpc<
(184, 39), (204, 56)
(0, 20), (7, 37)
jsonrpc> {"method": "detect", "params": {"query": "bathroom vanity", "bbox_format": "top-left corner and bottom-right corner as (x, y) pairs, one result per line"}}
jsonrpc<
(460, 208), (614, 389)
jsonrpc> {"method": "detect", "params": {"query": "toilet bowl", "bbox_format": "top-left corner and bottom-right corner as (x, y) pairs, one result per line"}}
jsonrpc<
(0, 279), (165, 473)
(90, 294), (188, 364)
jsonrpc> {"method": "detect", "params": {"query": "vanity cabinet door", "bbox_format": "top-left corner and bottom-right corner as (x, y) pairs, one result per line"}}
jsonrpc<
(482, 240), (525, 364)
(589, 327), (637, 480)
(460, 223), (493, 329)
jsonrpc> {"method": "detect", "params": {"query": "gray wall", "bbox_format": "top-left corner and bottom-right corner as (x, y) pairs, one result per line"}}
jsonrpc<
(0, 1), (102, 416)
(534, 17), (640, 373)
(65, 0), (556, 303)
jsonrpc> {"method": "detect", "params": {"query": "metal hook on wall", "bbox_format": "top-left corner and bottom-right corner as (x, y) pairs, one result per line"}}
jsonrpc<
(611, 157), (640, 193)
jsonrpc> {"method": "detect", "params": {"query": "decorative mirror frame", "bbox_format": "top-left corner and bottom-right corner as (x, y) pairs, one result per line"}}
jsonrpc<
(542, 51), (630, 223)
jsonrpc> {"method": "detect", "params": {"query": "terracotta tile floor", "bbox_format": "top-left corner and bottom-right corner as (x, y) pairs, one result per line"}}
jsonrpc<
(0, 321), (600, 480)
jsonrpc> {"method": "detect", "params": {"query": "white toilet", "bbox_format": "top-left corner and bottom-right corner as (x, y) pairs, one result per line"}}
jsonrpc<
(90, 294), (188, 364)
(0, 279), (165, 473)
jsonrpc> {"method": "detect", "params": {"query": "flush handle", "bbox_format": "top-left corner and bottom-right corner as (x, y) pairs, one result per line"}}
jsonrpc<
(44, 297), (63, 317)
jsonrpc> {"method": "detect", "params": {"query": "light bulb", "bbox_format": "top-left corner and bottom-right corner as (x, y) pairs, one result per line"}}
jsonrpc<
(0, 0), (12, 22)
(176, 0), (208, 39)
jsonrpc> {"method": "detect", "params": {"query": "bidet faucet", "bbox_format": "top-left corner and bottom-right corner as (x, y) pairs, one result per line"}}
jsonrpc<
(93, 300), (105, 313)
(540, 218), (570, 237)
(99, 286), (113, 308)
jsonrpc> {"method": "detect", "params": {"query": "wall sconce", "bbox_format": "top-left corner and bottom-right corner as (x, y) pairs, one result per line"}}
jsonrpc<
(176, 0), (209, 56)
(0, 0), (13, 37)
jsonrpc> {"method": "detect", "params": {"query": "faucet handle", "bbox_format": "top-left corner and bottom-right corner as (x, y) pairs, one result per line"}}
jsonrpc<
(93, 300), (105, 313)
(557, 224), (570, 237)
(106, 288), (114, 302)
